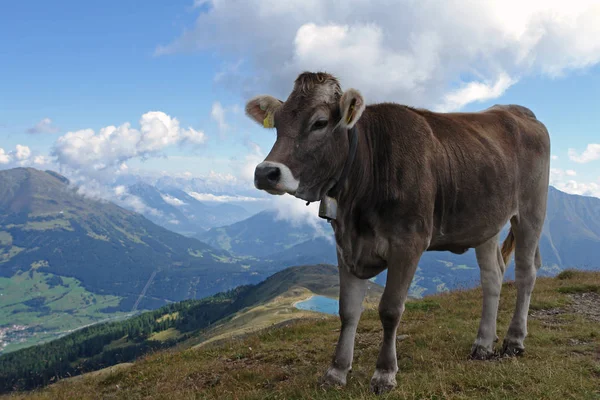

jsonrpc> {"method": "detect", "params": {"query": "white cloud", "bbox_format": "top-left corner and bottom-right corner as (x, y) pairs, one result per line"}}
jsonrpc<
(271, 193), (331, 238)
(157, 0), (600, 110)
(71, 179), (163, 217)
(568, 143), (600, 163)
(207, 170), (237, 184)
(114, 185), (127, 196)
(33, 155), (50, 165)
(550, 168), (566, 181)
(187, 192), (262, 202)
(14, 145), (31, 161)
(551, 155), (559, 161)
(0, 145), (51, 168)
(211, 102), (228, 136)
(436, 73), (516, 112)
(161, 193), (187, 206)
(238, 141), (264, 185)
(27, 118), (59, 134)
(550, 168), (600, 198)
(0, 148), (10, 164)
(117, 193), (163, 217)
(52, 111), (207, 177)
(554, 180), (600, 198)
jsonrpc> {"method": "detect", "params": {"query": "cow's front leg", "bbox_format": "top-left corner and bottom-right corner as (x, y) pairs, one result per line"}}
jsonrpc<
(322, 263), (367, 387)
(370, 243), (421, 394)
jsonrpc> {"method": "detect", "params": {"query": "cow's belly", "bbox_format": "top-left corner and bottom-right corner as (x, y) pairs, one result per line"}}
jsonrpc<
(429, 206), (513, 251)
(336, 234), (388, 279)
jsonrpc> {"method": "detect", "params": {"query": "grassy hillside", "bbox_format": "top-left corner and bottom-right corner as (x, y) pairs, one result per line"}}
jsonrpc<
(0, 269), (130, 353)
(0, 265), (383, 393)
(7, 270), (599, 399)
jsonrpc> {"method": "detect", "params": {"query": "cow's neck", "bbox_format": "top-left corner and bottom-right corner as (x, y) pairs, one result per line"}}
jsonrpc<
(329, 116), (392, 276)
(334, 116), (385, 219)
(317, 125), (359, 221)
(327, 125), (359, 199)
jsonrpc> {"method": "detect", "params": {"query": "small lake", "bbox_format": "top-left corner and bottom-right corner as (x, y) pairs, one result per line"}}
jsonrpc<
(295, 295), (339, 315)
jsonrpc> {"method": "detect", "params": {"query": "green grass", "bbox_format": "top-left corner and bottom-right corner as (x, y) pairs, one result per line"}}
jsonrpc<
(86, 232), (109, 241)
(557, 284), (600, 294)
(211, 254), (235, 263)
(22, 219), (73, 231)
(30, 261), (49, 270)
(405, 298), (441, 312)
(214, 231), (232, 252)
(103, 336), (130, 351)
(147, 328), (181, 342)
(11, 271), (599, 399)
(156, 312), (179, 323)
(0, 246), (25, 263)
(187, 249), (204, 258)
(556, 269), (577, 280)
(110, 224), (145, 244)
(0, 270), (129, 352)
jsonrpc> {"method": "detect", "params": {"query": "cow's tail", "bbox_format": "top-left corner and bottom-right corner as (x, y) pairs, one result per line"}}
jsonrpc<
(501, 228), (515, 266)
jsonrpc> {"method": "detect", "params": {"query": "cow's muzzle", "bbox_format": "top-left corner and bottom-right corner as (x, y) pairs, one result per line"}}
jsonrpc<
(254, 164), (281, 190)
(253, 161), (299, 195)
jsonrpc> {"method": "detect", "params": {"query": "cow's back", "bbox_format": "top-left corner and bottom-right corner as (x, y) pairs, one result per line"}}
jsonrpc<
(404, 104), (550, 250)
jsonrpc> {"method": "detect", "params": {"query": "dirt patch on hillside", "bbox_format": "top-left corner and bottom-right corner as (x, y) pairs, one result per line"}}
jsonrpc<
(530, 292), (600, 324)
(568, 292), (600, 323)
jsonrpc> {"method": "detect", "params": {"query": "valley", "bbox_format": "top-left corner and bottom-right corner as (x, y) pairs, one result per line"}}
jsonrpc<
(0, 168), (278, 352)
(0, 264), (383, 393)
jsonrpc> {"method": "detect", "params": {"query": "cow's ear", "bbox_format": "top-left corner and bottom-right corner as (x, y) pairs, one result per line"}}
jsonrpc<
(245, 95), (283, 129)
(339, 89), (365, 129)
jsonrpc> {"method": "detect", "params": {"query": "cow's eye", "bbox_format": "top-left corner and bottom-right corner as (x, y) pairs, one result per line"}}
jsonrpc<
(311, 119), (328, 131)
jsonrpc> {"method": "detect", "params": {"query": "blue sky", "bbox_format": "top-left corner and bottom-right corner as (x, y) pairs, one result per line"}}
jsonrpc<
(0, 1), (238, 159)
(1, 1), (599, 199)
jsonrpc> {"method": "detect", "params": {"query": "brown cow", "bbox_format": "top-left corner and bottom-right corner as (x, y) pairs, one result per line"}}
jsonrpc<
(245, 72), (550, 394)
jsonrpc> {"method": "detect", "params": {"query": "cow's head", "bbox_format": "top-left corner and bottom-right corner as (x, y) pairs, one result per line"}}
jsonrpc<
(245, 72), (365, 202)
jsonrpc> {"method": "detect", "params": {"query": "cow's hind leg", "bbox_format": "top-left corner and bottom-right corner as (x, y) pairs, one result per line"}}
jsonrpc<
(502, 216), (544, 356)
(322, 263), (367, 387)
(471, 233), (506, 360)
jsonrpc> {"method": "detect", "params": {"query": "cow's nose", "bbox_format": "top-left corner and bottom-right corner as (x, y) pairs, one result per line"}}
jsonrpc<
(254, 164), (281, 189)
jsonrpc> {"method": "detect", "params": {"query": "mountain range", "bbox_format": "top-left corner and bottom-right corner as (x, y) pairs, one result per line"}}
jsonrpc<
(126, 182), (251, 236)
(198, 186), (600, 296)
(197, 209), (332, 258)
(1, 166), (599, 355)
(0, 168), (280, 352)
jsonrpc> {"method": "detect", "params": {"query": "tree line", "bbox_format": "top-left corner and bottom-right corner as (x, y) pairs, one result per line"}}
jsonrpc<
(0, 284), (252, 394)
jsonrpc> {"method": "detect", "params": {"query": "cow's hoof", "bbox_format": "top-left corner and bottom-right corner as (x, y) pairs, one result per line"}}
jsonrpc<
(501, 339), (525, 357)
(321, 367), (347, 388)
(370, 370), (397, 395)
(470, 344), (496, 360)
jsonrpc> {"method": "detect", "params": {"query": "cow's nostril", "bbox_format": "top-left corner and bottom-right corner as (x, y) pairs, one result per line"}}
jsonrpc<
(266, 168), (281, 183)
(255, 165), (282, 190)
